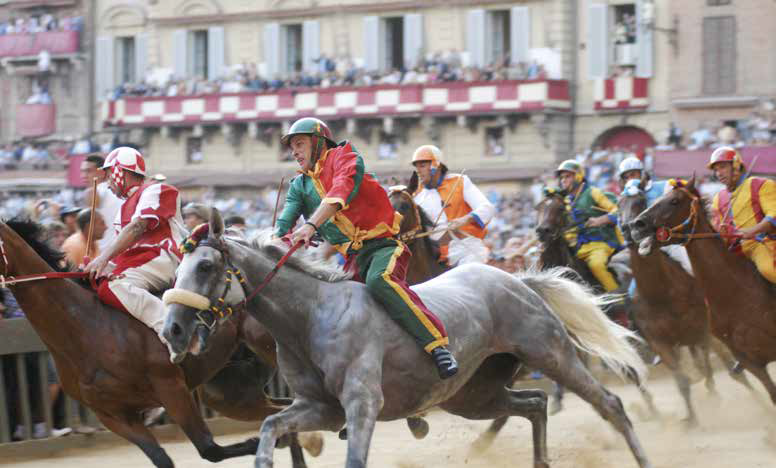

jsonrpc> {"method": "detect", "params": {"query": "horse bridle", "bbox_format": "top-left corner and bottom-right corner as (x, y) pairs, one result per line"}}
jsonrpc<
(394, 191), (424, 243)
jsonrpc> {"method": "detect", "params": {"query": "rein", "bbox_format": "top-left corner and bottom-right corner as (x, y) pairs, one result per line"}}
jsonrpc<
(655, 187), (743, 244)
(0, 234), (88, 288)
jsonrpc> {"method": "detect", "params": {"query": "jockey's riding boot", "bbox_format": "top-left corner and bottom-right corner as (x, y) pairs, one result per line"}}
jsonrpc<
(431, 346), (458, 379)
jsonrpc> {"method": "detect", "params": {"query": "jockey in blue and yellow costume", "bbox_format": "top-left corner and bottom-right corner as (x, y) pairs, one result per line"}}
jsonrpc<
(556, 159), (622, 292)
(275, 117), (458, 379)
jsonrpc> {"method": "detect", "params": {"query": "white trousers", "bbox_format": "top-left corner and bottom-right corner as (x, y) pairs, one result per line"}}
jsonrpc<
(448, 236), (490, 266)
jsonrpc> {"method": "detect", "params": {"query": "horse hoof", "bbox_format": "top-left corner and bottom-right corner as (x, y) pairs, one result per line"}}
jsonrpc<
(407, 417), (429, 439)
(298, 432), (323, 457)
(681, 417), (699, 429)
(535, 462), (551, 468)
(549, 401), (563, 415)
(338, 428), (347, 440)
(470, 432), (496, 454)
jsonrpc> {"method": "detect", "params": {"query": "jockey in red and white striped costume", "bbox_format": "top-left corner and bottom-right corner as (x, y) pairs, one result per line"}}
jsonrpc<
(84, 147), (187, 354)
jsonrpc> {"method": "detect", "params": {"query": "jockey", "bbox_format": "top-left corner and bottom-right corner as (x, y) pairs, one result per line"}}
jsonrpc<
(84, 147), (188, 353)
(708, 146), (776, 284)
(556, 159), (622, 292)
(275, 117), (458, 379)
(408, 145), (495, 266)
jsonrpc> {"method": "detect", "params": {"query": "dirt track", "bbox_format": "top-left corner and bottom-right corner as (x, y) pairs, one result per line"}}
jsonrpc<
(5, 367), (776, 467)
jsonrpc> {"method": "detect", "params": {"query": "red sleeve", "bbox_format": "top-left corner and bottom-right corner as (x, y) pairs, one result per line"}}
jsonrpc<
(132, 184), (179, 230)
(323, 147), (359, 209)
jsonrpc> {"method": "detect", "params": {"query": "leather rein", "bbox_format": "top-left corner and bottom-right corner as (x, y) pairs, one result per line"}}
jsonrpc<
(655, 187), (742, 245)
(0, 235), (89, 288)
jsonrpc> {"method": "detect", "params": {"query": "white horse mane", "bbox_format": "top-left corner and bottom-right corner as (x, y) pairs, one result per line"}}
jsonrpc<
(248, 229), (353, 283)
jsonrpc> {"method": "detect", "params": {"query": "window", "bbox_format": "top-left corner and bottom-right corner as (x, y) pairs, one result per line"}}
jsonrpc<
(488, 10), (510, 66)
(377, 132), (398, 160)
(707, 0), (731, 5)
(283, 24), (303, 73)
(116, 37), (135, 84)
(383, 17), (404, 71)
(485, 127), (505, 157)
(702, 16), (736, 95)
(612, 4), (637, 70)
(189, 30), (208, 79)
(186, 138), (203, 164)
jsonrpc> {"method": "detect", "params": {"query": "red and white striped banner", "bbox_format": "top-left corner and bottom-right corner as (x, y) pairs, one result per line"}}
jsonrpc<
(594, 77), (649, 111)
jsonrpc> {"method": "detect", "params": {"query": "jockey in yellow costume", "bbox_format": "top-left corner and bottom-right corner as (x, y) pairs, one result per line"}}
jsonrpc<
(709, 146), (776, 284)
(556, 159), (622, 292)
(408, 145), (495, 266)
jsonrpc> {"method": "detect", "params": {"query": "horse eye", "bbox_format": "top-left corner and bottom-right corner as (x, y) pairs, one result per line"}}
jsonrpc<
(670, 198), (679, 206)
(198, 261), (214, 273)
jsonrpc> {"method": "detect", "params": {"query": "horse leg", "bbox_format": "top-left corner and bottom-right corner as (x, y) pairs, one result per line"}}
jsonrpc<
(709, 338), (755, 390)
(550, 382), (564, 414)
(689, 340), (716, 395)
(340, 379), (384, 468)
(731, 354), (776, 405)
(256, 398), (345, 468)
(655, 343), (697, 426)
(530, 341), (652, 468)
(475, 388), (547, 452)
(151, 378), (259, 463)
(95, 411), (173, 468)
(406, 416), (429, 439)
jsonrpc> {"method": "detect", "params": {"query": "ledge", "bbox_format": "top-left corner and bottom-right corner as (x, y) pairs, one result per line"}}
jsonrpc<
(671, 95), (760, 109)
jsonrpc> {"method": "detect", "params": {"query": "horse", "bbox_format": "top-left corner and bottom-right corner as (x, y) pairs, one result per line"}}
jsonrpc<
(618, 178), (751, 424)
(388, 187), (448, 284)
(630, 176), (776, 405)
(163, 209), (654, 468)
(0, 219), (316, 468)
(534, 190), (655, 415)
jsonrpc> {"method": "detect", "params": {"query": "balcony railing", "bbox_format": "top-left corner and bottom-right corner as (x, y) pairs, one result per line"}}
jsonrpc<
(16, 103), (56, 137)
(102, 80), (571, 128)
(594, 77), (648, 111)
(0, 30), (79, 58)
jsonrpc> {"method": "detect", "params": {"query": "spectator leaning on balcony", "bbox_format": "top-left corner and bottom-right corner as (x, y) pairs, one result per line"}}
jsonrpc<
(408, 145), (495, 266)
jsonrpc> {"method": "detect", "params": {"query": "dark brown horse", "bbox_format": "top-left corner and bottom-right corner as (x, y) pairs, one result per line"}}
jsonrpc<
(618, 179), (751, 425)
(388, 188), (448, 285)
(630, 177), (776, 404)
(0, 220), (316, 467)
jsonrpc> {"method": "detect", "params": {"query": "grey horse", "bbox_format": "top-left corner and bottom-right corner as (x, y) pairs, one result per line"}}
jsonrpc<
(163, 211), (652, 468)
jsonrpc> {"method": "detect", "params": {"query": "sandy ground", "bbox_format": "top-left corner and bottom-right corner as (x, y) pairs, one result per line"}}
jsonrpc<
(5, 367), (776, 468)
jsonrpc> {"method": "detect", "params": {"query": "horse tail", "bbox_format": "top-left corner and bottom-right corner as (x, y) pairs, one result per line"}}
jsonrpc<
(518, 267), (647, 384)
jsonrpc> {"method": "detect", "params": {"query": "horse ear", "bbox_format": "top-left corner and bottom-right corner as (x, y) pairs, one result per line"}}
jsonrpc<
(639, 173), (648, 190)
(687, 172), (697, 191)
(209, 207), (224, 238)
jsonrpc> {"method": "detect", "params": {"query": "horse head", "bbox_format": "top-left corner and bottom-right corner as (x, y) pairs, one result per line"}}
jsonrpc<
(535, 188), (567, 244)
(163, 208), (246, 364)
(388, 186), (421, 235)
(617, 175), (649, 245)
(630, 174), (700, 256)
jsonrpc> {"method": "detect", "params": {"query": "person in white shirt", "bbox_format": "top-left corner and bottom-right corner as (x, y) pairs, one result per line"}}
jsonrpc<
(407, 145), (495, 266)
(80, 154), (122, 252)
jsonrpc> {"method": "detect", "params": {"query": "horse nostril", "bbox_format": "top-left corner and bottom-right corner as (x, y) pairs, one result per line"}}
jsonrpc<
(171, 323), (182, 337)
(631, 219), (646, 231)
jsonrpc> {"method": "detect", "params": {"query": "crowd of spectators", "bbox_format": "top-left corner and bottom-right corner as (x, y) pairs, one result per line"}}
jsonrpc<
(0, 143), (62, 170)
(110, 50), (549, 100)
(0, 13), (83, 35)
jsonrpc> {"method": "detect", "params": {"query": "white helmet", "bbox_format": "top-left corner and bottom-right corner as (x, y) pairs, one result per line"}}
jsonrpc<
(102, 146), (146, 176)
(618, 156), (644, 180)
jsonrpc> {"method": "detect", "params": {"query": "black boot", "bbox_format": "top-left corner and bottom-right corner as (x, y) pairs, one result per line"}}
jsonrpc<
(431, 346), (458, 379)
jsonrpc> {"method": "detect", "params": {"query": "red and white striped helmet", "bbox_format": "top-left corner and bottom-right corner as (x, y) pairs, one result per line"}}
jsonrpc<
(707, 146), (744, 171)
(102, 147), (146, 176)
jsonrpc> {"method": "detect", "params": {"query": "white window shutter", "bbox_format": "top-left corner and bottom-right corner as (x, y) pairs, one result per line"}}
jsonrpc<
(587, 4), (609, 79)
(363, 16), (380, 71)
(510, 7), (530, 65)
(95, 36), (114, 100)
(403, 13), (423, 69)
(303, 20), (320, 73)
(466, 9), (486, 68)
(134, 33), (148, 83)
(635, 0), (653, 77)
(263, 23), (280, 77)
(173, 29), (187, 78)
(207, 26), (225, 81)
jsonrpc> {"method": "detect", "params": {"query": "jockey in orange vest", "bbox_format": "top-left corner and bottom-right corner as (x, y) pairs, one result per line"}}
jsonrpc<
(708, 146), (776, 284)
(408, 145), (495, 266)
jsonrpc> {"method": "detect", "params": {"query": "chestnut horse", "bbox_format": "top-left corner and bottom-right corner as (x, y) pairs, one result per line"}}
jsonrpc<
(0, 220), (314, 468)
(630, 177), (776, 404)
(618, 179), (751, 425)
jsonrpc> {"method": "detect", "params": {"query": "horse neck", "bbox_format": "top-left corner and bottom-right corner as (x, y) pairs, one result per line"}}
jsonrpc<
(234, 246), (321, 346)
(628, 245), (678, 300)
(682, 210), (765, 308)
(0, 227), (90, 353)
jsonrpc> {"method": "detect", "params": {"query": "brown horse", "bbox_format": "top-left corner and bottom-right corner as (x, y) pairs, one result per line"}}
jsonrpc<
(0, 220), (314, 468)
(618, 179), (751, 425)
(388, 187), (448, 285)
(630, 176), (776, 404)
